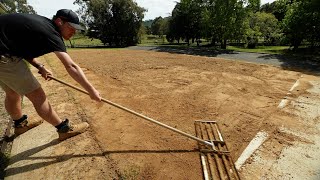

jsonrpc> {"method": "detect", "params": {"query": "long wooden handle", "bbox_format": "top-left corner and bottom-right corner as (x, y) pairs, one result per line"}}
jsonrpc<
(49, 76), (214, 147)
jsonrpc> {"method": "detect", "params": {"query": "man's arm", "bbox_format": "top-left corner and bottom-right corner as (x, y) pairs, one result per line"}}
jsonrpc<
(54, 51), (101, 102)
(25, 58), (52, 80)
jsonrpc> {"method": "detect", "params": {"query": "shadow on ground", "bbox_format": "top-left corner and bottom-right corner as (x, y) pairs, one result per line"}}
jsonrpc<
(4, 139), (197, 177)
(130, 46), (320, 75)
(146, 46), (236, 57)
(257, 53), (320, 75)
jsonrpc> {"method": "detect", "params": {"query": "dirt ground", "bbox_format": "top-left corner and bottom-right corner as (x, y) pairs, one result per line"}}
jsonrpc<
(3, 49), (320, 179)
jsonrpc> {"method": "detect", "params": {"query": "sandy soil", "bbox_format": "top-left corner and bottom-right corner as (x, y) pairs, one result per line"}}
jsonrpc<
(4, 49), (319, 179)
(45, 49), (304, 179)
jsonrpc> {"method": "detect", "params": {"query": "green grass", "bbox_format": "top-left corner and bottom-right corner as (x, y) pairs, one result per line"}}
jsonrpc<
(139, 35), (168, 45)
(65, 34), (169, 47)
(63, 34), (319, 61)
(227, 46), (289, 54)
(65, 33), (103, 47)
(118, 165), (140, 180)
(138, 35), (215, 47)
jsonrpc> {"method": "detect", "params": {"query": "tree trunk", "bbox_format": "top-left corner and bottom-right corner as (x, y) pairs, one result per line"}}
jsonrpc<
(211, 38), (216, 46)
(292, 38), (302, 51)
(221, 39), (227, 49)
(68, 40), (74, 48)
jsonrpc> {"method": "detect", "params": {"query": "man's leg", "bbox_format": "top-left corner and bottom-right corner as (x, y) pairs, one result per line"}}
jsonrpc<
(25, 87), (62, 126)
(25, 87), (89, 141)
(2, 86), (44, 136)
(4, 87), (23, 120)
(1, 57), (87, 140)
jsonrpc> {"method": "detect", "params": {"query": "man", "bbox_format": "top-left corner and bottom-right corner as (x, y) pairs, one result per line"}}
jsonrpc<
(0, 9), (101, 141)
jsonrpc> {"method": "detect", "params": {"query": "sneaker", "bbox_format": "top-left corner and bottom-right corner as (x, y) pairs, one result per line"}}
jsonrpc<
(14, 116), (43, 136)
(57, 119), (89, 141)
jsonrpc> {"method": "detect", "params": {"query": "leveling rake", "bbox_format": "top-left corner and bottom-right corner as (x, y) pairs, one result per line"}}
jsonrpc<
(49, 76), (240, 180)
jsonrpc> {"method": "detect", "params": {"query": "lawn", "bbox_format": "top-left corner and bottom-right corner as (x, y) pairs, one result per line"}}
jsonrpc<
(227, 45), (289, 54)
(65, 34), (319, 61)
(65, 33), (103, 47)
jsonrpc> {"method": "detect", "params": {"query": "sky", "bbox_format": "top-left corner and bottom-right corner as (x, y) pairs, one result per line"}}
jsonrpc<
(28, 0), (276, 20)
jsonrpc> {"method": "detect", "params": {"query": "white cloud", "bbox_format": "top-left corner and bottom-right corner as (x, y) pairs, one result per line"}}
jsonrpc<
(134, 0), (177, 20)
(28, 0), (176, 20)
(28, 0), (275, 20)
(28, 0), (79, 18)
(261, 0), (275, 5)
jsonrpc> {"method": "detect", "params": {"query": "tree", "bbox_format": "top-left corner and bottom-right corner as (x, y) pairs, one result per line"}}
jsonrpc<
(203, 0), (247, 49)
(243, 12), (261, 48)
(143, 20), (153, 35)
(151, 16), (164, 36)
(247, 0), (260, 13)
(260, 2), (276, 13)
(307, 0), (320, 47)
(137, 23), (146, 44)
(273, 0), (293, 21)
(260, 0), (296, 22)
(161, 17), (170, 36)
(167, 0), (203, 45)
(1, 0), (36, 14)
(75, 0), (145, 47)
(167, 3), (184, 43)
(245, 12), (280, 47)
(282, 0), (320, 49)
(258, 13), (281, 45)
(145, 26), (152, 35)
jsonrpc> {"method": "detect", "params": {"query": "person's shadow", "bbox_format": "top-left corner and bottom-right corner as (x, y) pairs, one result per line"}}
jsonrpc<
(5, 139), (198, 177)
(5, 140), (62, 177)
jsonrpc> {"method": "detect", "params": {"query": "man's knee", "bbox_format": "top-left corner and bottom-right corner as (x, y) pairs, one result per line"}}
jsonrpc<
(25, 87), (47, 103)
(4, 88), (21, 100)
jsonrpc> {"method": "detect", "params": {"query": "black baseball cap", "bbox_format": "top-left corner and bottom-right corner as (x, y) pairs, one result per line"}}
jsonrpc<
(55, 9), (84, 30)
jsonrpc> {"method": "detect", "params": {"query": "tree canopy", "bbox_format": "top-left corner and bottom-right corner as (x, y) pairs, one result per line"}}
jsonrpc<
(73, 0), (320, 50)
(282, 0), (320, 49)
(167, 0), (247, 48)
(1, 0), (36, 14)
(165, 0), (320, 49)
(75, 0), (145, 47)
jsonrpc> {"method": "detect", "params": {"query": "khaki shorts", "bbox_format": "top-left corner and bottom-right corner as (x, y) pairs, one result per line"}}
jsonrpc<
(0, 55), (40, 95)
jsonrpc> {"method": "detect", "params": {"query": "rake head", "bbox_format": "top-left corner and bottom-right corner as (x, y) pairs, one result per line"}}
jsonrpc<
(194, 120), (240, 180)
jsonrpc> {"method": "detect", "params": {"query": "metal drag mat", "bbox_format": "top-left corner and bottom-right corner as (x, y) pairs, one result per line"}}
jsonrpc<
(195, 120), (240, 180)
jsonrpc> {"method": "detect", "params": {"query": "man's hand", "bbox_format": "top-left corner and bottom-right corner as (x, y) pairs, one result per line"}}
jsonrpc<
(38, 65), (53, 80)
(88, 88), (102, 102)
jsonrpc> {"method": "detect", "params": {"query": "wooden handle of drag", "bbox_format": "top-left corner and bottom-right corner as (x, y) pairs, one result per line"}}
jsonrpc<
(48, 75), (215, 147)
